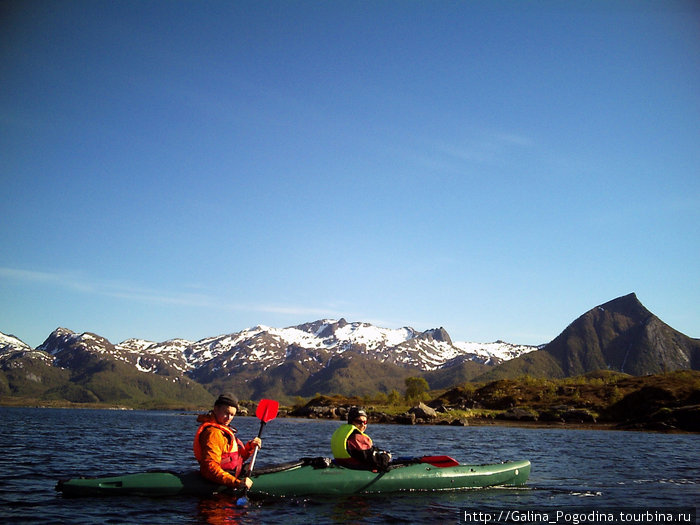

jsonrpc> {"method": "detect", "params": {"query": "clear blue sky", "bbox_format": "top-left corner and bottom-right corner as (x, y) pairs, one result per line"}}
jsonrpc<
(2, 1), (698, 349)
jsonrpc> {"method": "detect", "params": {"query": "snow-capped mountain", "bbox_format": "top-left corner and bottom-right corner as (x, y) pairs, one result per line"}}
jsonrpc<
(2, 320), (538, 375)
(0, 331), (54, 366)
(1, 319), (538, 400)
(113, 318), (537, 373)
(36, 327), (191, 378)
(1, 331), (33, 353)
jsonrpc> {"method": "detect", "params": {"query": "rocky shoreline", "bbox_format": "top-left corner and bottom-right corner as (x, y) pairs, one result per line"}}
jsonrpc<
(280, 403), (700, 432)
(289, 401), (465, 425)
(278, 400), (699, 432)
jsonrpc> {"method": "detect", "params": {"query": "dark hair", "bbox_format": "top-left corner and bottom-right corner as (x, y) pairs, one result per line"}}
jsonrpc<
(215, 393), (239, 408)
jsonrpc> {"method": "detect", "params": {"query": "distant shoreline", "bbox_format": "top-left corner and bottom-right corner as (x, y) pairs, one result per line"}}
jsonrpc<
(460, 417), (620, 432)
(1, 401), (690, 433)
(278, 412), (684, 433)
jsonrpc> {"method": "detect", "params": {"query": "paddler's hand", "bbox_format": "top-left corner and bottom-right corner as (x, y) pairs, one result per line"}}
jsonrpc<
(250, 437), (262, 449)
(242, 477), (253, 490)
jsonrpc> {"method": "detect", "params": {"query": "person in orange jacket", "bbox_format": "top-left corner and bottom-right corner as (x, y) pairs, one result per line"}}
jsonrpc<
(193, 393), (262, 490)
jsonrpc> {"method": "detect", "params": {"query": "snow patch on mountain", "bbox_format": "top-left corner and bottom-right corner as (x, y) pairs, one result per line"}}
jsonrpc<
(453, 340), (540, 365)
(1, 332), (33, 353)
(0, 331), (55, 368)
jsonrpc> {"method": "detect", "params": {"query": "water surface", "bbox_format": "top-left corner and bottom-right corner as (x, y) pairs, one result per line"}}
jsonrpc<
(0, 407), (697, 524)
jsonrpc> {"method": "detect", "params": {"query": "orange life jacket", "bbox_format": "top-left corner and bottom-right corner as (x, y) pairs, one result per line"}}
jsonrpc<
(193, 417), (246, 478)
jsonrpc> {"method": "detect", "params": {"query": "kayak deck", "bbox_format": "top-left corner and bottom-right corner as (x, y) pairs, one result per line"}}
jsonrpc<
(252, 460), (530, 496)
(56, 459), (530, 498)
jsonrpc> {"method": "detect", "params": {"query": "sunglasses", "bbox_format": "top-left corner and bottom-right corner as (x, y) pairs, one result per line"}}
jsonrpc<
(354, 419), (368, 425)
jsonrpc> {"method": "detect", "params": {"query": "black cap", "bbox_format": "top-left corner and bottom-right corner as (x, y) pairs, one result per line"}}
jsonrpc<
(215, 393), (239, 408)
(347, 406), (367, 423)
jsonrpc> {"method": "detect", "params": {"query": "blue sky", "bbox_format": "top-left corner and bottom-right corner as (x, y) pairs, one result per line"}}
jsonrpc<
(2, 1), (698, 349)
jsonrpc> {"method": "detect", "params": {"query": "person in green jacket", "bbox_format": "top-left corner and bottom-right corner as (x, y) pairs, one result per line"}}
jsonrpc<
(331, 407), (392, 471)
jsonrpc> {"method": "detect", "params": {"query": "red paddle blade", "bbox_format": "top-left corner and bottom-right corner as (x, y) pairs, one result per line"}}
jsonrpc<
(421, 455), (460, 468)
(256, 399), (279, 423)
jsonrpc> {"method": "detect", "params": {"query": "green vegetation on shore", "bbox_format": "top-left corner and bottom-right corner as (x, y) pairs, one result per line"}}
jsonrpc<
(288, 370), (700, 432)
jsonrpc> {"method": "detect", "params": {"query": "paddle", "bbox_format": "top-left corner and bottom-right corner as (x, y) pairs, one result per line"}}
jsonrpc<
(420, 455), (460, 467)
(236, 399), (279, 506)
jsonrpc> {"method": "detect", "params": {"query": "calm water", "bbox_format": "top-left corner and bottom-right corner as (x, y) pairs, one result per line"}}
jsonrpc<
(0, 407), (697, 524)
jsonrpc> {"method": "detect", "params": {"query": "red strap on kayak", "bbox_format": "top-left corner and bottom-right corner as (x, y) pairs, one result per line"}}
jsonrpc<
(421, 455), (460, 467)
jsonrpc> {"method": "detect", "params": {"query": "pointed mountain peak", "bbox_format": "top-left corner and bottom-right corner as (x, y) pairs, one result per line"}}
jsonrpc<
(418, 327), (453, 345)
(37, 328), (78, 352)
(541, 293), (697, 376)
(595, 293), (652, 319)
(51, 327), (77, 338)
(38, 327), (114, 355)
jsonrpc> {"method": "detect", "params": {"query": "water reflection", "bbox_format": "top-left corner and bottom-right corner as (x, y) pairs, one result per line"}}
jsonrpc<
(197, 495), (249, 525)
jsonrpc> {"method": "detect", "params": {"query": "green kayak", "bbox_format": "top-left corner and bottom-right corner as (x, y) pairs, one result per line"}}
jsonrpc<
(56, 458), (530, 498)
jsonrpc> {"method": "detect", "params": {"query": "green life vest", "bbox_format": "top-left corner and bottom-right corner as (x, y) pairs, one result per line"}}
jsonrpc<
(331, 423), (371, 459)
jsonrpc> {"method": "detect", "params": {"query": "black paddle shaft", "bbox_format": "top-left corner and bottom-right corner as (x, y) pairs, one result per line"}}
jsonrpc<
(246, 420), (267, 476)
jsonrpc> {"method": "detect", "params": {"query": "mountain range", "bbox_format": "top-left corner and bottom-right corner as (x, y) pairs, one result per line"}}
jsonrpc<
(1, 293), (698, 406)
